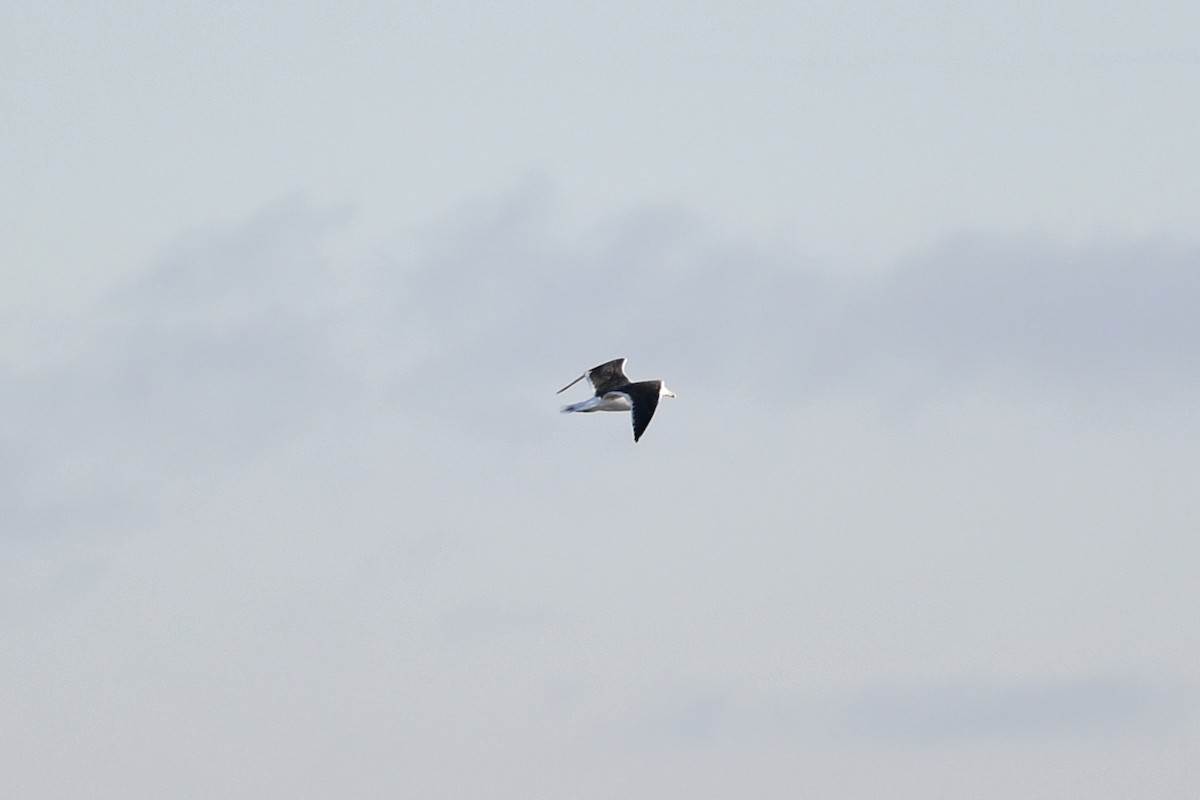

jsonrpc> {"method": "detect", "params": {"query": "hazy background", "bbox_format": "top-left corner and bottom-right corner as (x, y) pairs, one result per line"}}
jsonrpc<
(4, 2), (1198, 797)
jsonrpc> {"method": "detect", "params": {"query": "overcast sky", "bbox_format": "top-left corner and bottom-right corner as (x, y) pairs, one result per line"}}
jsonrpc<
(4, 3), (1199, 798)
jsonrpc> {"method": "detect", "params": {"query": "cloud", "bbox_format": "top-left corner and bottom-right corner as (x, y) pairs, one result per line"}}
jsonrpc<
(5, 187), (1198, 555)
(361, 188), (1200, 417)
(102, 197), (362, 454)
(13, 189), (1195, 465)
(2, 199), (361, 543)
(5, 187), (1199, 569)
(850, 676), (1161, 743)
(619, 675), (1177, 753)
(3, 190), (1198, 798)
(846, 235), (1200, 391)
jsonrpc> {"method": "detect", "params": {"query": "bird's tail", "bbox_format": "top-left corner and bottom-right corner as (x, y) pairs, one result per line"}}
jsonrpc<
(561, 396), (602, 413)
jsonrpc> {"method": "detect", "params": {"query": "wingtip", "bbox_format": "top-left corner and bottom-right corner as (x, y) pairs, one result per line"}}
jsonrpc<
(556, 373), (585, 395)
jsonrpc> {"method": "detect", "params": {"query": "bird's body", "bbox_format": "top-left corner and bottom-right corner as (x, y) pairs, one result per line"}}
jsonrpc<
(557, 358), (676, 442)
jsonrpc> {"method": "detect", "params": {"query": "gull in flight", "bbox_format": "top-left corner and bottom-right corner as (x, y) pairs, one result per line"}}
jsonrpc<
(558, 358), (676, 442)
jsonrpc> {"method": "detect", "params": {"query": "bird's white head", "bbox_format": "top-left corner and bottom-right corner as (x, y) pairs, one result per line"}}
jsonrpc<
(661, 384), (677, 399)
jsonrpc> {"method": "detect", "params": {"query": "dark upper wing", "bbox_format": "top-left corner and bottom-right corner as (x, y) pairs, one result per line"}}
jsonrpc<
(556, 358), (629, 396)
(585, 358), (629, 396)
(624, 381), (662, 442)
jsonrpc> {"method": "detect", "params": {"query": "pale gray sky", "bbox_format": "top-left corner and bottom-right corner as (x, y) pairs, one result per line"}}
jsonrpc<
(3, 3), (1199, 798)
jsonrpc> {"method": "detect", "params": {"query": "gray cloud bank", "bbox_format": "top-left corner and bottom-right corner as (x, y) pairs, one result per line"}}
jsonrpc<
(9, 190), (1197, 464)
(852, 676), (1158, 742)
(5, 191), (1197, 549)
(2, 190), (1197, 798)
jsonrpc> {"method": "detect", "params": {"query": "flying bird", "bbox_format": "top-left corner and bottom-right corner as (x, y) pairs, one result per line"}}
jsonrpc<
(557, 358), (676, 442)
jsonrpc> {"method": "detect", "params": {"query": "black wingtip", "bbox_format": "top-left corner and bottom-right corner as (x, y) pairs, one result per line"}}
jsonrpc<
(556, 373), (585, 395)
